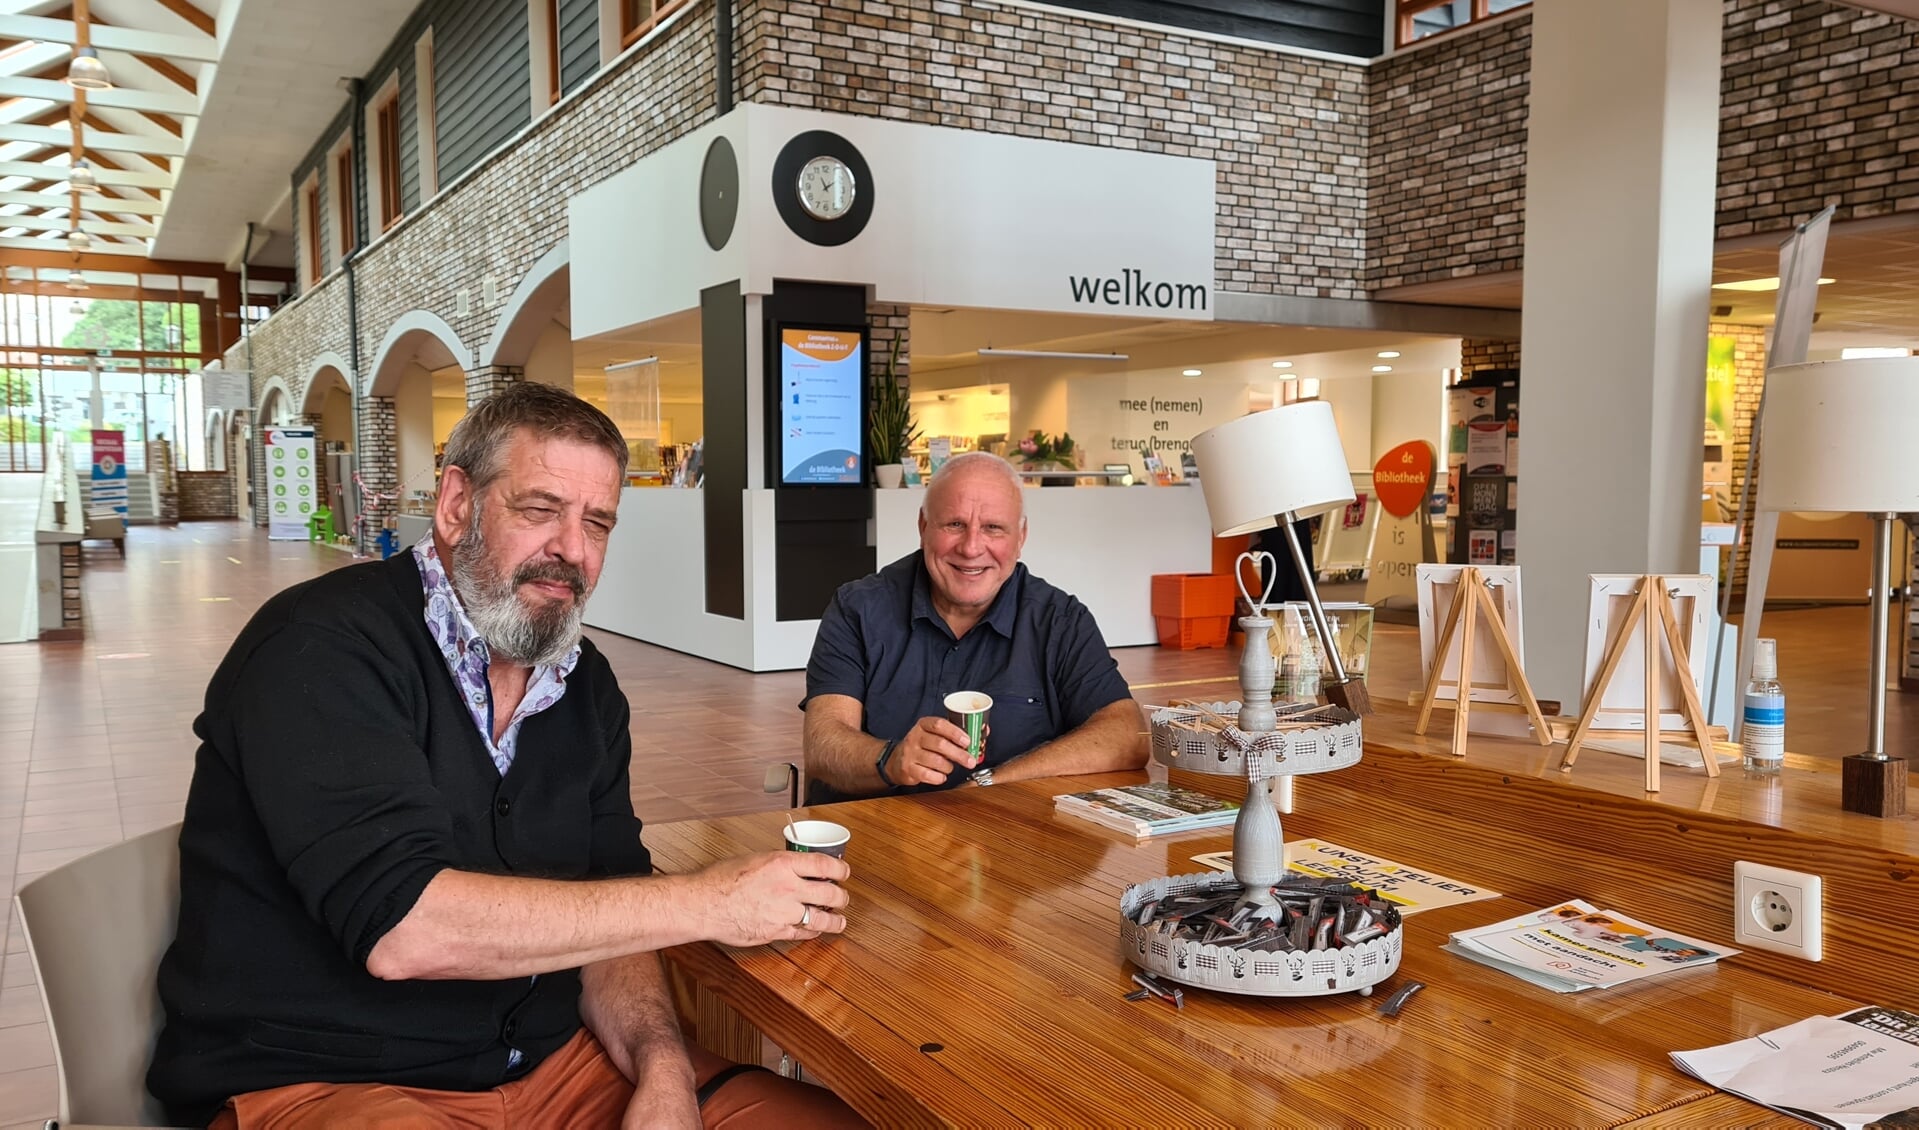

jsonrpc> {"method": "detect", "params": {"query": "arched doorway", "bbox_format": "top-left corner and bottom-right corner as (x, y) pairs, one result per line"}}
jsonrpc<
(301, 358), (355, 536)
(229, 410), (251, 517)
(484, 241), (703, 484)
(205, 409), (225, 471)
(367, 312), (472, 512)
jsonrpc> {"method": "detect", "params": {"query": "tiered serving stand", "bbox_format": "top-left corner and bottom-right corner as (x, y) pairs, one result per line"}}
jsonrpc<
(1118, 556), (1402, 998)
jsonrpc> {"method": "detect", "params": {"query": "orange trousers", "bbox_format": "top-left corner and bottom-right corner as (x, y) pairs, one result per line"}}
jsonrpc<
(208, 1029), (862, 1128)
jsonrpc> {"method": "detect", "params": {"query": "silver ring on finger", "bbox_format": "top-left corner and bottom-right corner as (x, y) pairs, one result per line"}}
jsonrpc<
(799, 906), (813, 929)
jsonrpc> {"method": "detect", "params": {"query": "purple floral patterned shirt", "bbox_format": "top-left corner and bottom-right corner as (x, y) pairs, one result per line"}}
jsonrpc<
(414, 535), (580, 777)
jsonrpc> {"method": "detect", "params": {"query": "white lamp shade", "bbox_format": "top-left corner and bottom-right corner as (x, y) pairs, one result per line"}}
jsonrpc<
(1190, 401), (1355, 536)
(1760, 357), (1919, 513)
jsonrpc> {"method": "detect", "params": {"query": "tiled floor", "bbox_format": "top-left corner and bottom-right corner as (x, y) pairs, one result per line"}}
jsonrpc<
(0, 520), (1908, 1125)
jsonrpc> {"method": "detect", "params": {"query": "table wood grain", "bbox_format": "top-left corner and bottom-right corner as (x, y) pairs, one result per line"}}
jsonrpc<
(649, 773), (1863, 1127)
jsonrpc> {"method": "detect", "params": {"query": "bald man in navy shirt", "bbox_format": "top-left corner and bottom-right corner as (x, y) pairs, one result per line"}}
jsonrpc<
(801, 453), (1146, 803)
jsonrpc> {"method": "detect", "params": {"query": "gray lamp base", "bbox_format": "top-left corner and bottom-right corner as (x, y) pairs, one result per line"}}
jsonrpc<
(1841, 754), (1907, 818)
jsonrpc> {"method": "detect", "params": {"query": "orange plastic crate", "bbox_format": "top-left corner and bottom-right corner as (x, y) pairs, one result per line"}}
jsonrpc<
(1150, 573), (1238, 619)
(1156, 614), (1231, 650)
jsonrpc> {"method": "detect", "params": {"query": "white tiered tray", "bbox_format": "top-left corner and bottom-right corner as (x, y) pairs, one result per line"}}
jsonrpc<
(1148, 701), (1363, 778)
(1119, 871), (1403, 998)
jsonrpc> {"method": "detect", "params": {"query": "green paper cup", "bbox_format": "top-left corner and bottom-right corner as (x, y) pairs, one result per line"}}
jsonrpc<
(783, 819), (850, 859)
(943, 691), (993, 768)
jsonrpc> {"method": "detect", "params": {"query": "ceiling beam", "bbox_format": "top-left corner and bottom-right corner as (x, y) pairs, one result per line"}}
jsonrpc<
(0, 190), (163, 215)
(0, 15), (218, 64)
(0, 75), (199, 117)
(1, 213), (155, 238)
(0, 234), (146, 256)
(0, 121), (183, 158)
(149, 0), (215, 37)
(0, 245), (253, 276)
(0, 159), (172, 190)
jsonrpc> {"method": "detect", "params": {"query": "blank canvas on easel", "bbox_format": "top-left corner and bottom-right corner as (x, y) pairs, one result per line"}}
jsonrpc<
(1580, 574), (1713, 731)
(1417, 564), (1525, 706)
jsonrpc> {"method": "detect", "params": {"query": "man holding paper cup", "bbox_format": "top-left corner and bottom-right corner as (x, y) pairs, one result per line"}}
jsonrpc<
(802, 452), (1146, 801)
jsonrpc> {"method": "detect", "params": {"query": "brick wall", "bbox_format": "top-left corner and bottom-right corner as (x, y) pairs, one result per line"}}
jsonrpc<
(1714, 321), (1769, 591)
(1719, 2), (1919, 236)
(466, 365), (524, 406)
(738, 0), (1371, 298)
(177, 471), (237, 519)
(1461, 338), (1520, 377)
(1370, 1), (1919, 288)
(234, 5), (715, 545)
(60, 542), (80, 634)
(1367, 14), (1530, 291)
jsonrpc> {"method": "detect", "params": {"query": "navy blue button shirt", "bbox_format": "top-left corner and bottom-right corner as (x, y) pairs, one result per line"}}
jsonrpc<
(802, 552), (1133, 802)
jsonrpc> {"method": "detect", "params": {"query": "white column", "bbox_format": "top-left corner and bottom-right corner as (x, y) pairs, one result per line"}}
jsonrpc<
(1516, 0), (1721, 705)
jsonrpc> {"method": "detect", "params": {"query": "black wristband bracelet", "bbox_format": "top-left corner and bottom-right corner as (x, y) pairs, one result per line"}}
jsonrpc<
(875, 738), (900, 787)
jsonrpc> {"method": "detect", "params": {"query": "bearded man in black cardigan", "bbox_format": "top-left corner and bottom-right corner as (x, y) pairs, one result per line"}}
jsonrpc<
(149, 383), (860, 1129)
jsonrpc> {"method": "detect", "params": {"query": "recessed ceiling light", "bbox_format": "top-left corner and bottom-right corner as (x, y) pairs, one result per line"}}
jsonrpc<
(1271, 360), (1293, 369)
(1711, 276), (1836, 292)
(1376, 351), (1401, 359)
(1372, 365), (1393, 373)
(1182, 368), (1202, 377)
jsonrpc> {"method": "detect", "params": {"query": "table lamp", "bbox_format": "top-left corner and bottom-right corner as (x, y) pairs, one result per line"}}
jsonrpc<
(1191, 401), (1370, 715)
(1760, 356), (1919, 817)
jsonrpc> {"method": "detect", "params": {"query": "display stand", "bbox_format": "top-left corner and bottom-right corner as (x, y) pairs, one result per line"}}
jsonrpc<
(1414, 565), (1550, 752)
(1558, 575), (1720, 793)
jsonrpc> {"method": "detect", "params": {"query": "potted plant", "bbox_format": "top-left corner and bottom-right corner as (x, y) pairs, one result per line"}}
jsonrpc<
(1016, 429), (1078, 486)
(869, 349), (920, 488)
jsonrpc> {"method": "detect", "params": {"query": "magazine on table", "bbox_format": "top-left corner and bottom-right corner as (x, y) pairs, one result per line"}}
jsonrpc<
(1190, 839), (1500, 916)
(1053, 782), (1237, 838)
(1671, 1006), (1919, 1129)
(1445, 898), (1735, 993)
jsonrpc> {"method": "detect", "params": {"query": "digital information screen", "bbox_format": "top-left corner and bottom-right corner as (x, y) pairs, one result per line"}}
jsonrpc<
(779, 327), (864, 485)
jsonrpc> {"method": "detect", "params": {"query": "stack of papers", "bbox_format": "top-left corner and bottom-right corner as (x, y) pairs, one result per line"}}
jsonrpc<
(1192, 839), (1500, 917)
(1053, 782), (1236, 839)
(1672, 1007), (1919, 1128)
(1445, 898), (1735, 993)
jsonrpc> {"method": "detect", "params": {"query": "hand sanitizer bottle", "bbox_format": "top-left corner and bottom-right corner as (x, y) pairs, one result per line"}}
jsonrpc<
(1742, 638), (1785, 772)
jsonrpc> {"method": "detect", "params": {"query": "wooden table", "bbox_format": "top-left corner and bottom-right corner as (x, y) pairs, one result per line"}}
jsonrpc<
(649, 773), (1859, 1127)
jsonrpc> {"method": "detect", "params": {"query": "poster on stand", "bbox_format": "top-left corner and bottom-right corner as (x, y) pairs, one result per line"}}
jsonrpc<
(1365, 441), (1437, 607)
(89, 429), (127, 524)
(264, 427), (317, 541)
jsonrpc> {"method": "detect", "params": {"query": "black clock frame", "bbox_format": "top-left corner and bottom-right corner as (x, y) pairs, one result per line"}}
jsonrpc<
(772, 131), (874, 246)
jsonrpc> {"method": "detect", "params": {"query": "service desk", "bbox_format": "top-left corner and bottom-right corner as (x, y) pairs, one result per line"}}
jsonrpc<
(587, 484), (1213, 671)
(648, 745), (1887, 1126)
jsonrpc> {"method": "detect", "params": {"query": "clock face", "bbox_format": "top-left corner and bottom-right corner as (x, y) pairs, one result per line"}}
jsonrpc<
(797, 155), (857, 221)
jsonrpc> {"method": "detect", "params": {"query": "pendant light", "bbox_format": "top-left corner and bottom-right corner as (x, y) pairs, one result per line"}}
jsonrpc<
(67, 228), (91, 251)
(69, 160), (100, 194)
(65, 46), (111, 91)
(65, 269), (87, 290)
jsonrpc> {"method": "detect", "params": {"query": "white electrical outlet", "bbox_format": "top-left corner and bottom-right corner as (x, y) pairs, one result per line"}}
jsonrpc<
(1733, 861), (1823, 961)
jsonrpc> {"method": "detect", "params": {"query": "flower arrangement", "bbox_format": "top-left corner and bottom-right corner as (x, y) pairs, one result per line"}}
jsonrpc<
(1016, 429), (1077, 468)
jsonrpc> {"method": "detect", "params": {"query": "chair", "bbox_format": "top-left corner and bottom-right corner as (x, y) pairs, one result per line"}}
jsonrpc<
(14, 822), (185, 1130)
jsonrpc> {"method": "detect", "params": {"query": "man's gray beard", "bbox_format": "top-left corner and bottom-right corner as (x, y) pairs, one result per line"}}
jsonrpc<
(448, 507), (589, 668)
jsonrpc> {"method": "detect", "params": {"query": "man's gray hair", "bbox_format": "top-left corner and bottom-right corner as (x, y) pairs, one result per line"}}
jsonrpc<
(442, 381), (630, 494)
(922, 451), (1026, 520)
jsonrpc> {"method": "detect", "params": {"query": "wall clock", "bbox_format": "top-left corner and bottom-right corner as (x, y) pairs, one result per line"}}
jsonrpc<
(772, 131), (874, 246)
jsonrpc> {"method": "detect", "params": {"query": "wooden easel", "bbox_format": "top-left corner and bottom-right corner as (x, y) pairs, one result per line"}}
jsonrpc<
(1557, 575), (1720, 793)
(1414, 566), (1552, 754)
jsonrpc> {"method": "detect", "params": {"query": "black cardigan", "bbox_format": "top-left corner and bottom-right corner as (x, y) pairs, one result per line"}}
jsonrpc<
(147, 552), (651, 1125)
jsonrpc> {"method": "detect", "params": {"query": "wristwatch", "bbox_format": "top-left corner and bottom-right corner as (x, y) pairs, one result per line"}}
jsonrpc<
(875, 738), (901, 786)
(969, 766), (995, 787)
